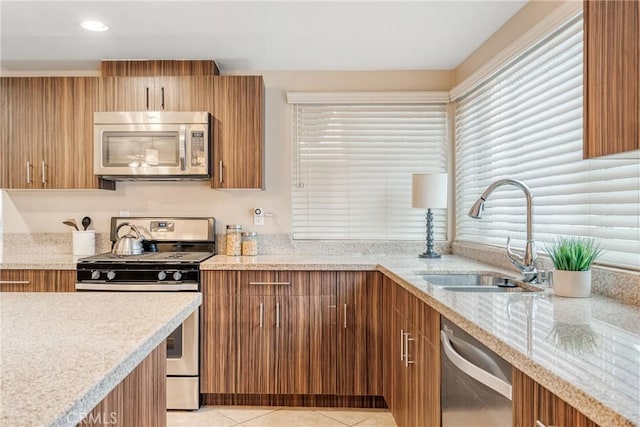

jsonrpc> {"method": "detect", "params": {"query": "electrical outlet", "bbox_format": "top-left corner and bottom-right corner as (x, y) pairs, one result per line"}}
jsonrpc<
(254, 208), (265, 226)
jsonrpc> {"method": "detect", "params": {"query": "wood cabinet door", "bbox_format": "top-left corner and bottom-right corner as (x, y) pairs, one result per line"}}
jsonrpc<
(0, 270), (75, 292)
(41, 77), (74, 188)
(41, 77), (105, 189)
(336, 271), (383, 396)
(415, 333), (440, 427)
(0, 77), (43, 189)
(513, 368), (599, 427)
(100, 77), (155, 111)
(393, 311), (411, 427)
(201, 294), (236, 393)
(237, 295), (277, 394)
(382, 275), (397, 412)
(276, 295), (311, 394)
(308, 271), (337, 395)
(212, 75), (264, 189)
(158, 76), (215, 113)
(584, 0), (639, 158)
(201, 271), (237, 393)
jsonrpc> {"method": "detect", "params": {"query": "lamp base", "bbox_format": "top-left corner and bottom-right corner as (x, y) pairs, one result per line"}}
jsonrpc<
(419, 252), (441, 259)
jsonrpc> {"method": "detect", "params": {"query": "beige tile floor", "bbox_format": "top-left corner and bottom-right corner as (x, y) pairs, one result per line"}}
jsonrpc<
(167, 406), (397, 427)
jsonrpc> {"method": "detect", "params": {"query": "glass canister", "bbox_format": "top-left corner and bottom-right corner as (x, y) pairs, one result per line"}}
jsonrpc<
(225, 224), (242, 256)
(241, 231), (258, 256)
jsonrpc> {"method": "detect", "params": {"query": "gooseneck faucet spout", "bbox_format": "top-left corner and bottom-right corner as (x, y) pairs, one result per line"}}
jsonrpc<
(468, 179), (537, 281)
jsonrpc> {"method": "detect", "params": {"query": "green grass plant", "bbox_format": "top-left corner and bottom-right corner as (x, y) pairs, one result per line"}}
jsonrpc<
(545, 237), (603, 271)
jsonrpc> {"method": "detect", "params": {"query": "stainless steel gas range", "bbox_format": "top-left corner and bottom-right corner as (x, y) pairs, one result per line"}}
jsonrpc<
(76, 217), (216, 410)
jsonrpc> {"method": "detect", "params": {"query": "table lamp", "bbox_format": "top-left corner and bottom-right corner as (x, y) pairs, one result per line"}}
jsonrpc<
(412, 173), (448, 258)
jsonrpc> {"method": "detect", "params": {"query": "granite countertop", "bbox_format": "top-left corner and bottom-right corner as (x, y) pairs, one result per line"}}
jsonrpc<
(0, 292), (202, 427)
(0, 253), (79, 270)
(202, 254), (640, 426)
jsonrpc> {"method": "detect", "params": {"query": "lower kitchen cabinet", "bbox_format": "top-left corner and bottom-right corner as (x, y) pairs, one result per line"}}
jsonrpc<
(200, 270), (382, 398)
(337, 271), (383, 396)
(383, 275), (441, 427)
(236, 271), (313, 394)
(0, 269), (75, 292)
(513, 368), (600, 427)
(201, 271), (236, 393)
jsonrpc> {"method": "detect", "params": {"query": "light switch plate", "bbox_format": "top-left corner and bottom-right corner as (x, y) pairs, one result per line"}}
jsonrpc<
(254, 208), (265, 226)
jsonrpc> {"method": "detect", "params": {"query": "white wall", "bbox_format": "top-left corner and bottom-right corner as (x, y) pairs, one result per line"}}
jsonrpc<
(1, 70), (452, 235)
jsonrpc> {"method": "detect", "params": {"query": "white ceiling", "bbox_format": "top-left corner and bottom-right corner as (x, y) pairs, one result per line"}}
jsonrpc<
(0, 0), (527, 73)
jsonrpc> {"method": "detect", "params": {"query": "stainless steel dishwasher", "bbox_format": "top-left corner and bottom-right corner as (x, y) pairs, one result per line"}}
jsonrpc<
(441, 318), (513, 427)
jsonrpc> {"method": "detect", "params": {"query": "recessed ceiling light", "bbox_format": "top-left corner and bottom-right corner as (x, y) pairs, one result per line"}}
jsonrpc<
(80, 20), (109, 32)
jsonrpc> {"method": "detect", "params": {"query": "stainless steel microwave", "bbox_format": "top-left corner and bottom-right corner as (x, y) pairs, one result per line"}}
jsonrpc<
(94, 111), (211, 180)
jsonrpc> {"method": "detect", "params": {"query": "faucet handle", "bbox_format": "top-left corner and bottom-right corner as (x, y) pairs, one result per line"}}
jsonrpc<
(506, 235), (524, 263)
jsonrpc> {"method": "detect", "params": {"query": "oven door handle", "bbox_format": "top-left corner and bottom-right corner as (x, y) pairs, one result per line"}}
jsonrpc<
(75, 283), (199, 291)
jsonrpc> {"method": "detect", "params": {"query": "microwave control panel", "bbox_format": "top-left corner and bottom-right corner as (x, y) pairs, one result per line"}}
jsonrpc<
(191, 131), (206, 167)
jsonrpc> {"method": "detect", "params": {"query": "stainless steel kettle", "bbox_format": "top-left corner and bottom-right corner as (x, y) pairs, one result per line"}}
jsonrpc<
(112, 223), (145, 255)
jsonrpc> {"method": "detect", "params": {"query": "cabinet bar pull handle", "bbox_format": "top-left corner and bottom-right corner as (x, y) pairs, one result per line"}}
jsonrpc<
(161, 87), (165, 110)
(146, 87), (150, 110)
(259, 302), (264, 328)
(41, 161), (47, 184)
(219, 160), (223, 184)
(276, 303), (280, 328)
(0, 281), (30, 284)
(343, 304), (347, 329)
(400, 329), (405, 361)
(26, 161), (32, 183)
(249, 282), (291, 286)
(405, 333), (415, 367)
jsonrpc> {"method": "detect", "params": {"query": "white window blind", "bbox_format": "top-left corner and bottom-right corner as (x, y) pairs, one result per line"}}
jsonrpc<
(455, 15), (640, 270)
(292, 103), (448, 240)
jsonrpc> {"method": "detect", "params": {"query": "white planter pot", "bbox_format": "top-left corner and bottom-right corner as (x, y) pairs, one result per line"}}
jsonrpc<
(552, 270), (592, 298)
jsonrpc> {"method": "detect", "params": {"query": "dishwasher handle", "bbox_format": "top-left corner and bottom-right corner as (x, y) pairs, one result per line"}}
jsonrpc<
(441, 330), (512, 400)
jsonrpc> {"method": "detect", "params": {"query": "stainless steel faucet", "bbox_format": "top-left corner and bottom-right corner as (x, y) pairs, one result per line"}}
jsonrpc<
(468, 179), (538, 282)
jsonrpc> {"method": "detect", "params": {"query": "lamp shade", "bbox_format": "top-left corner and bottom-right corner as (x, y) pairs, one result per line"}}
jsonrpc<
(412, 173), (448, 208)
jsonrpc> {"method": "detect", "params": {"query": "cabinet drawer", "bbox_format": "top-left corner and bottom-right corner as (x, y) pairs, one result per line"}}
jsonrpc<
(0, 270), (75, 292)
(238, 271), (309, 296)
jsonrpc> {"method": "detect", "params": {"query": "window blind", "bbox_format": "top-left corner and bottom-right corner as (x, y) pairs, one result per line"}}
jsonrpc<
(455, 15), (640, 270)
(292, 103), (448, 240)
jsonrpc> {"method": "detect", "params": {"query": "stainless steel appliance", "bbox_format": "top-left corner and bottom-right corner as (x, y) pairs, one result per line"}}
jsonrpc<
(441, 317), (513, 427)
(94, 112), (211, 180)
(76, 217), (216, 410)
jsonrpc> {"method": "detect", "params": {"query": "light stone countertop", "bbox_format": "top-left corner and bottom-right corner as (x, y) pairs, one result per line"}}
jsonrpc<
(202, 254), (640, 427)
(0, 253), (79, 270)
(0, 292), (201, 427)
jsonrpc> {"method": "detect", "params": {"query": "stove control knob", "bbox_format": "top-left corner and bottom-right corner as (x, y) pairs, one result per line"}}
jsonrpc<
(158, 271), (167, 281)
(173, 271), (183, 281)
(106, 271), (116, 281)
(91, 270), (100, 280)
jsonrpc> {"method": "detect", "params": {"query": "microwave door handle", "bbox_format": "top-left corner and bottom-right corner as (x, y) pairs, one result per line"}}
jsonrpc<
(179, 126), (187, 171)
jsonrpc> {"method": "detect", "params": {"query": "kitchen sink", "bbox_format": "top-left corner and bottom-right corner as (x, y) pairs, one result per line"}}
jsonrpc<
(439, 285), (534, 293)
(421, 273), (516, 287)
(421, 273), (539, 293)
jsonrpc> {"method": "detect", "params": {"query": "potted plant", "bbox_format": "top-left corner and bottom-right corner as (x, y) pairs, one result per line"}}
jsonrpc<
(545, 237), (603, 298)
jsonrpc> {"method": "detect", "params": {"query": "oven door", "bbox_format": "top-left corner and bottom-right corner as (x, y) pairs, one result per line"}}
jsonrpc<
(167, 309), (199, 376)
(166, 309), (200, 410)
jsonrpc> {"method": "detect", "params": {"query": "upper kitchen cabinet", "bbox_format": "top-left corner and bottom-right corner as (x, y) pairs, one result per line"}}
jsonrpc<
(0, 77), (114, 190)
(584, 0), (639, 158)
(212, 76), (265, 189)
(99, 60), (218, 112)
(100, 76), (215, 112)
